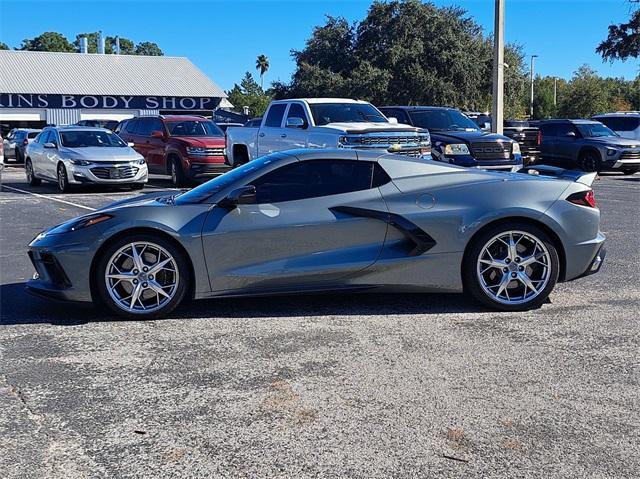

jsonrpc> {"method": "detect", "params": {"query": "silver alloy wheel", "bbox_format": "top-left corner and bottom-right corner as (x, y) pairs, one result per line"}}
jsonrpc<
(105, 241), (179, 314)
(171, 161), (177, 184)
(476, 230), (551, 305)
(26, 161), (33, 181)
(58, 165), (65, 191)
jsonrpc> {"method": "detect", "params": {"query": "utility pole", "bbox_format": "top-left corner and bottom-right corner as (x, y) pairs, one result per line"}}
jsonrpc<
(553, 77), (557, 107)
(529, 55), (538, 118)
(491, 0), (504, 134)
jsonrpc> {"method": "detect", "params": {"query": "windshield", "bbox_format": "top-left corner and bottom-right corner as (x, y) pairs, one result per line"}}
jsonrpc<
(165, 120), (223, 137)
(310, 103), (388, 125)
(408, 110), (480, 131)
(576, 123), (618, 138)
(176, 153), (284, 204)
(60, 130), (127, 148)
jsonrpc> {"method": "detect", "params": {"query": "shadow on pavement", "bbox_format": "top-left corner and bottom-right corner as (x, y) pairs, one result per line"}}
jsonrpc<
(0, 281), (486, 326)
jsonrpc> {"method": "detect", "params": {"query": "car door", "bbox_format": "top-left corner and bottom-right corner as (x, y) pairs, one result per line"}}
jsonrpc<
(279, 102), (310, 150)
(553, 123), (579, 165)
(539, 123), (558, 161)
(201, 155), (389, 292)
(144, 117), (167, 172)
(42, 130), (62, 179)
(29, 131), (47, 176)
(256, 103), (287, 156)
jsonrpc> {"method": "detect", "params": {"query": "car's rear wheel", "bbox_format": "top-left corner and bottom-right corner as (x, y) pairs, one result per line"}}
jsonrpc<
(26, 159), (41, 186)
(57, 163), (71, 192)
(463, 223), (559, 311)
(579, 150), (601, 172)
(95, 234), (190, 319)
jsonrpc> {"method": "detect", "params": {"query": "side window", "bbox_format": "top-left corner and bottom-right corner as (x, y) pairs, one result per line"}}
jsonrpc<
(250, 160), (375, 204)
(264, 104), (287, 128)
(148, 118), (164, 134)
(540, 124), (558, 137)
(125, 119), (140, 134)
(383, 109), (407, 124)
(136, 119), (153, 136)
(48, 130), (59, 146)
(286, 103), (308, 124)
(39, 130), (51, 144)
(555, 123), (576, 137)
(28, 132), (39, 139)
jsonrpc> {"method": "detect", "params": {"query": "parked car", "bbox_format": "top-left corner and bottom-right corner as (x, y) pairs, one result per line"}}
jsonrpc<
(226, 99), (430, 167)
(538, 119), (640, 174)
(26, 148), (605, 319)
(3, 128), (41, 163)
(379, 106), (522, 171)
(503, 120), (540, 166)
(464, 111), (492, 131)
(118, 115), (229, 186)
(25, 127), (147, 192)
(592, 112), (640, 141)
(76, 119), (119, 131)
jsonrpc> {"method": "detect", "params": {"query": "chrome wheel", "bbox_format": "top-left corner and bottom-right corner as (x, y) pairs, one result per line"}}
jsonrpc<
(105, 241), (179, 314)
(476, 230), (551, 305)
(26, 161), (33, 181)
(171, 161), (177, 185)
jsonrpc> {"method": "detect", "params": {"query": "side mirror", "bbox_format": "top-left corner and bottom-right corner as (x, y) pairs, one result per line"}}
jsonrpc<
(43, 142), (57, 149)
(127, 142), (135, 147)
(151, 130), (165, 139)
(387, 117), (398, 124)
(285, 117), (306, 129)
(218, 185), (256, 209)
(566, 131), (577, 138)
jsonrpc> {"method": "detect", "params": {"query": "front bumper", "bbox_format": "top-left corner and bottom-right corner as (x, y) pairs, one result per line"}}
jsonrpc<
(188, 161), (232, 179)
(440, 153), (523, 172)
(66, 161), (148, 185)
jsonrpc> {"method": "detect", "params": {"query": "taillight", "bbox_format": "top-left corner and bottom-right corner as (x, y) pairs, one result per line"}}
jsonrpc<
(23, 139), (29, 146)
(567, 190), (597, 208)
(536, 130), (542, 146)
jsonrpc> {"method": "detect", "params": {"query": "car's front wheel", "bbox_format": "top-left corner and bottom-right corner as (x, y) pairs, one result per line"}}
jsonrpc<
(57, 163), (71, 192)
(95, 234), (190, 319)
(463, 223), (560, 311)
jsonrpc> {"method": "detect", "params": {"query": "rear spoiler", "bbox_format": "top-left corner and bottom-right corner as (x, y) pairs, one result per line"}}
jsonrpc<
(518, 165), (597, 186)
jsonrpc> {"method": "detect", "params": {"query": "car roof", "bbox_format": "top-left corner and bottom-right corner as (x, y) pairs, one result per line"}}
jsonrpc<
(48, 126), (113, 132)
(380, 106), (461, 112)
(13, 128), (41, 132)
(272, 98), (371, 105)
(540, 119), (601, 124)
(593, 112), (640, 117)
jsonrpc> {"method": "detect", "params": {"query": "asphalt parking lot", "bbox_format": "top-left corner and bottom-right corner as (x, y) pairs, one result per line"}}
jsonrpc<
(0, 164), (639, 478)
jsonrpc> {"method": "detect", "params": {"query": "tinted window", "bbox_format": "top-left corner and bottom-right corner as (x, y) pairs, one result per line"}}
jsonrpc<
(264, 104), (287, 127)
(575, 123), (617, 138)
(27, 132), (39, 139)
(286, 103), (308, 123)
(408, 110), (479, 131)
(148, 118), (164, 135)
(250, 160), (375, 204)
(136, 118), (154, 136)
(48, 130), (59, 145)
(15, 131), (26, 140)
(310, 103), (387, 125)
(125, 119), (140, 134)
(540, 123), (558, 136)
(380, 108), (409, 124)
(165, 120), (222, 137)
(37, 131), (50, 144)
(59, 130), (127, 147)
(556, 123), (577, 137)
(597, 117), (640, 132)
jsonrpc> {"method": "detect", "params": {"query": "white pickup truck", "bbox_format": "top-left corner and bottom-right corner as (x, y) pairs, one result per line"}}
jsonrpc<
(226, 98), (431, 166)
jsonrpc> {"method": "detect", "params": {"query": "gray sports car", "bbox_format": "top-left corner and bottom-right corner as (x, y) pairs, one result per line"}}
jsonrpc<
(27, 149), (606, 319)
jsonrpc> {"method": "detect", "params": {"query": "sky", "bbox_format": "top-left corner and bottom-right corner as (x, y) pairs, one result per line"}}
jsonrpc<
(0, 0), (638, 92)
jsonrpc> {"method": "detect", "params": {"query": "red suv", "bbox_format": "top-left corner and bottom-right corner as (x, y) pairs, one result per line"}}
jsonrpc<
(117, 115), (229, 186)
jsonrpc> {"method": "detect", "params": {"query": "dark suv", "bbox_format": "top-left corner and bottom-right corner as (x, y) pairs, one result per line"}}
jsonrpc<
(379, 106), (522, 171)
(117, 115), (229, 186)
(539, 119), (640, 174)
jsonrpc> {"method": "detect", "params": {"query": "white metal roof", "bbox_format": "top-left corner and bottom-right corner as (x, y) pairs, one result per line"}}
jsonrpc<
(0, 50), (226, 98)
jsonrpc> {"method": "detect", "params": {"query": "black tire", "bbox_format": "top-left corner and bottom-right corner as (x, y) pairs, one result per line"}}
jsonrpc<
(57, 163), (71, 192)
(578, 150), (601, 172)
(462, 222), (560, 311)
(170, 156), (187, 187)
(622, 167), (639, 175)
(94, 233), (190, 319)
(130, 183), (145, 190)
(25, 159), (41, 186)
(232, 147), (249, 168)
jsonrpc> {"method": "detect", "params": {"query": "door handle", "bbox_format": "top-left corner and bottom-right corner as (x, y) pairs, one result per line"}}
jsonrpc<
(280, 134), (287, 138)
(259, 133), (265, 137)
(145, 140), (150, 144)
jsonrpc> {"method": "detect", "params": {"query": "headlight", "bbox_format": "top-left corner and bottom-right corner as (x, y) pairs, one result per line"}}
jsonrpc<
(606, 147), (618, 156)
(48, 213), (113, 235)
(69, 159), (92, 166)
(186, 147), (207, 155)
(136, 158), (146, 165)
(443, 144), (470, 155)
(512, 142), (521, 154)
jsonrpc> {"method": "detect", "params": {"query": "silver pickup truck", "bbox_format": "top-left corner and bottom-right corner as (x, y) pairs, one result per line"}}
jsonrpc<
(226, 98), (431, 166)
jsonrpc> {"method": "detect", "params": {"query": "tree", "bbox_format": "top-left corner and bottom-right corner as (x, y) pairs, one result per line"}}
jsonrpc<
(255, 54), (270, 89)
(278, 1), (528, 116)
(19, 32), (75, 52)
(226, 72), (272, 117)
(0, 42), (9, 50)
(558, 66), (611, 118)
(134, 42), (163, 56)
(596, 8), (640, 62)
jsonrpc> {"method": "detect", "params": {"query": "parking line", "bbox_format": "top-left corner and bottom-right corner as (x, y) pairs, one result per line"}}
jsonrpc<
(0, 184), (96, 211)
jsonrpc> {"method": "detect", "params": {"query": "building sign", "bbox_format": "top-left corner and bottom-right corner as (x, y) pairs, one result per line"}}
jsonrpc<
(0, 94), (221, 110)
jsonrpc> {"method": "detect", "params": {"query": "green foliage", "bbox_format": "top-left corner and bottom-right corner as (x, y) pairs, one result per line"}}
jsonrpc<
(0, 42), (9, 50)
(19, 32), (75, 52)
(226, 72), (272, 117)
(256, 54), (270, 88)
(597, 8), (640, 62)
(278, 1), (528, 116)
(134, 42), (163, 56)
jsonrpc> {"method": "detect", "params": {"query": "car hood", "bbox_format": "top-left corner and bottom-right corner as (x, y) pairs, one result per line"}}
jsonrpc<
(320, 122), (424, 134)
(585, 137), (640, 148)
(60, 146), (143, 162)
(171, 136), (226, 147)
(430, 130), (513, 143)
